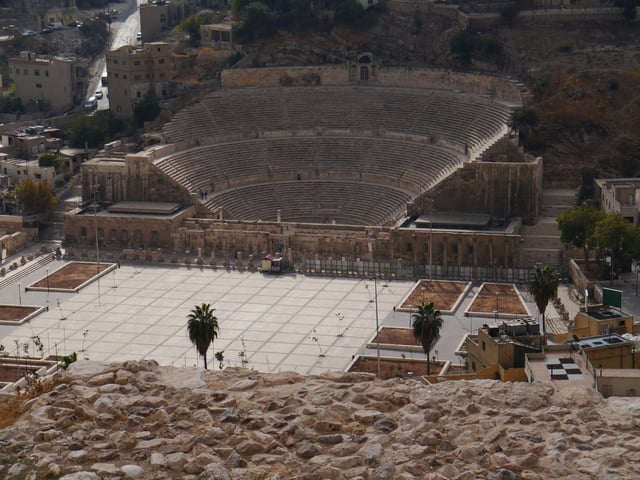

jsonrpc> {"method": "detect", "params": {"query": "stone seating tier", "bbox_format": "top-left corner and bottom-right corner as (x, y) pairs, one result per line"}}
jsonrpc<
(162, 86), (512, 153)
(153, 136), (466, 202)
(203, 181), (413, 225)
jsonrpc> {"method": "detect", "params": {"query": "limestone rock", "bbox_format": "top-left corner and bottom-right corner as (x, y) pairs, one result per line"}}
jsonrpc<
(198, 463), (232, 480)
(0, 364), (638, 480)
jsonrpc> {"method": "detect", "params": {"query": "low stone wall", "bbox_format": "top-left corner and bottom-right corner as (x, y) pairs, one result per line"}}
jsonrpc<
(222, 65), (524, 105)
(221, 65), (348, 88)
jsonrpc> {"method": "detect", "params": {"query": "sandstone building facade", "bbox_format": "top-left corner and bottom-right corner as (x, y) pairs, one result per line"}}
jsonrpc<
(8, 52), (82, 113)
(106, 43), (175, 120)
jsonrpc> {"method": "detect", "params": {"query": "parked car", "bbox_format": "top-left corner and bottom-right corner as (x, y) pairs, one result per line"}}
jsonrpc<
(40, 27), (53, 34)
(95, 90), (103, 100)
(22, 30), (37, 36)
(84, 96), (97, 111)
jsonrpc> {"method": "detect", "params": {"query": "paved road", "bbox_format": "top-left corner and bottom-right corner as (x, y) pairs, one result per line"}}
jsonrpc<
(86, 0), (143, 110)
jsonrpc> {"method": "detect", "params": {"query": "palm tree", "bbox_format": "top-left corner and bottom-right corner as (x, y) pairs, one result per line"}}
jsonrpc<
(528, 264), (559, 339)
(412, 301), (443, 375)
(187, 303), (219, 370)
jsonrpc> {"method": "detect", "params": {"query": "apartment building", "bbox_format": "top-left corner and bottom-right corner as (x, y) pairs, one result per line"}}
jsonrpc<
(139, 0), (186, 43)
(595, 178), (640, 226)
(106, 43), (175, 120)
(8, 51), (82, 113)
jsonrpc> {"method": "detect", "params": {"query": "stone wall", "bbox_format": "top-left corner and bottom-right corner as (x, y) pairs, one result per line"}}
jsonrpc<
(377, 69), (523, 104)
(63, 206), (196, 251)
(409, 157), (543, 223)
(222, 65), (524, 104)
(221, 66), (349, 88)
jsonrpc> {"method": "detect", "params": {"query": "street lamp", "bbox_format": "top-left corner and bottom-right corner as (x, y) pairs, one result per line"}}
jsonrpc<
(494, 291), (500, 321)
(46, 267), (50, 304)
(90, 184), (101, 306)
(373, 276), (381, 379)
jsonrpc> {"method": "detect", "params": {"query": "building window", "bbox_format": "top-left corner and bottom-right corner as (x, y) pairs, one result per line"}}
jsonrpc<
(113, 59), (118, 64)
(151, 230), (158, 243)
(111, 229), (117, 241)
(158, 58), (165, 64)
(159, 73), (165, 79)
(35, 83), (42, 88)
(45, 70), (49, 77)
(136, 91), (141, 98)
(34, 69), (40, 76)
(80, 226), (87, 237)
(482, 341), (486, 351)
(114, 73), (119, 78)
(134, 60), (140, 66)
(135, 75), (141, 80)
(120, 229), (128, 242)
(34, 173), (41, 179)
(134, 230), (142, 242)
(123, 74), (127, 79)
(98, 228), (104, 239)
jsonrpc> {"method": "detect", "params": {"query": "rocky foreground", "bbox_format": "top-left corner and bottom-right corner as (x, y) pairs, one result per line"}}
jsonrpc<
(1, 361), (639, 480)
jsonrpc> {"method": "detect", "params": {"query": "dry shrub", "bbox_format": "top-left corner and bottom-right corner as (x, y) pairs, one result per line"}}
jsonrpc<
(0, 374), (63, 429)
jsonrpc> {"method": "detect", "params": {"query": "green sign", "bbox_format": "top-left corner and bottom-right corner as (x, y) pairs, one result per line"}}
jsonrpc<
(602, 287), (622, 308)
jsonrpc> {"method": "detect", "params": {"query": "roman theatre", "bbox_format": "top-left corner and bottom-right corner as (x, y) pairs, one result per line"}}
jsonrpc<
(64, 55), (543, 279)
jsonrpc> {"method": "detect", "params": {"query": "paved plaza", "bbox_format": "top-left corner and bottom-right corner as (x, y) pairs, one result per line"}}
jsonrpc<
(1, 253), (422, 374)
(6, 246), (636, 376)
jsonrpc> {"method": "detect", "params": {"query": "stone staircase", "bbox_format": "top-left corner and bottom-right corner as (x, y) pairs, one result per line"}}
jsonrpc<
(521, 188), (578, 267)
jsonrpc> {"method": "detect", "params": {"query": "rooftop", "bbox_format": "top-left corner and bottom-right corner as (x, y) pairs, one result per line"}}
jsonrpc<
(575, 334), (633, 350)
(581, 307), (628, 321)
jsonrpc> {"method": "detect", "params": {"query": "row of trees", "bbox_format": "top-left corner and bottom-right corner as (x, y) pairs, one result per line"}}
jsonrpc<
(557, 205), (640, 277)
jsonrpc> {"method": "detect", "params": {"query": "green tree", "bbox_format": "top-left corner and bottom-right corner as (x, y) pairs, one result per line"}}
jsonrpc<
(241, 2), (278, 39)
(78, 18), (110, 56)
(179, 15), (203, 47)
(557, 205), (605, 265)
(449, 31), (474, 63)
(614, 0), (638, 21)
(232, 0), (254, 17)
(66, 114), (108, 148)
(38, 153), (58, 168)
(187, 303), (219, 370)
(336, 0), (365, 23)
(412, 301), (443, 375)
(133, 91), (161, 128)
(528, 264), (558, 338)
(589, 213), (640, 278)
(14, 179), (56, 216)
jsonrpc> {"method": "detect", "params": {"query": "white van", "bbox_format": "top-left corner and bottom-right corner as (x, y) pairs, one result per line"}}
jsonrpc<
(84, 96), (97, 110)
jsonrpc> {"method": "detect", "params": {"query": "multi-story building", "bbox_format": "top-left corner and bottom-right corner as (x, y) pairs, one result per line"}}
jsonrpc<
(8, 51), (82, 113)
(594, 178), (640, 226)
(464, 319), (542, 381)
(572, 306), (638, 337)
(139, 0), (186, 43)
(106, 43), (175, 120)
(0, 154), (56, 188)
